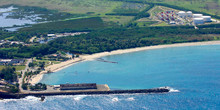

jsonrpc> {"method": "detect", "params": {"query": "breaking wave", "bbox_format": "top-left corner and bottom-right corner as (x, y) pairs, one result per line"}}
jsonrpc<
(73, 95), (87, 101)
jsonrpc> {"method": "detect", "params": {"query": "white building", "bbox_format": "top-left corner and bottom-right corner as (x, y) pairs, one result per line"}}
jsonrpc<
(178, 11), (186, 18)
(193, 14), (203, 18)
(202, 16), (212, 22)
(186, 11), (192, 17)
(47, 34), (56, 37)
(193, 18), (204, 25)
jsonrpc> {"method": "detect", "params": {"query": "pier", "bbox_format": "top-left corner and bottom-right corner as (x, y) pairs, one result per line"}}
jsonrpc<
(0, 84), (170, 99)
(96, 58), (118, 64)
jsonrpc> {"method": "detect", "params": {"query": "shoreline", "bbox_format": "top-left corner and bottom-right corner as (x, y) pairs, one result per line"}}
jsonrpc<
(29, 40), (220, 85)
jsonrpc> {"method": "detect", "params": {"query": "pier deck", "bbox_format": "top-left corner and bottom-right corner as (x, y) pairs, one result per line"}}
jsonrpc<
(0, 84), (170, 99)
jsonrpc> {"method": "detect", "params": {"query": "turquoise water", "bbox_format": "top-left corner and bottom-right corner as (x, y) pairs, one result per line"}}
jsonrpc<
(1, 44), (220, 109)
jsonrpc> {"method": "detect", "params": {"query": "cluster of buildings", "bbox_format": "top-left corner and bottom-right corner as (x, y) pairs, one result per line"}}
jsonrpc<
(0, 40), (25, 46)
(36, 32), (88, 44)
(47, 32), (88, 38)
(156, 10), (176, 21)
(177, 11), (212, 25)
(0, 80), (8, 88)
(0, 59), (25, 65)
(156, 10), (212, 25)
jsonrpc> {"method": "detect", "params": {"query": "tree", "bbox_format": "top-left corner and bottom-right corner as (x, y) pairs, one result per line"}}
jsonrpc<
(22, 83), (28, 90)
(0, 67), (17, 82)
(39, 62), (45, 70)
(28, 63), (35, 68)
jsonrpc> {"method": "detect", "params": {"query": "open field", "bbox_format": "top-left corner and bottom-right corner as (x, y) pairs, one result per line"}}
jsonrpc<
(0, 0), (150, 26)
(0, 65), (25, 71)
(0, 0), (148, 15)
(102, 15), (134, 25)
(0, 0), (122, 14)
(150, 0), (220, 16)
(19, 17), (108, 33)
(1, 0), (219, 16)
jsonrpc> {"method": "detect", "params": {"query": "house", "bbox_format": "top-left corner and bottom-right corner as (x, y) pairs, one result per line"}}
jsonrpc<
(10, 59), (25, 64)
(60, 83), (97, 90)
(47, 34), (56, 37)
(0, 59), (12, 65)
(0, 59), (24, 65)
(0, 80), (8, 85)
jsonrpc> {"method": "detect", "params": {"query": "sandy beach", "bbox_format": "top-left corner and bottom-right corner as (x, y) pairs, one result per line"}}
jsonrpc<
(29, 40), (220, 85)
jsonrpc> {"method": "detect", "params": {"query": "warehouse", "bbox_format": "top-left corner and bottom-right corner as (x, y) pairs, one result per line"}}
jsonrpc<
(60, 83), (97, 90)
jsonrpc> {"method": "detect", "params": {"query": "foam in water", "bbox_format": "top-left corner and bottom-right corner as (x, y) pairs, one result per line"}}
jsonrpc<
(159, 86), (180, 93)
(127, 97), (135, 101)
(169, 88), (180, 92)
(73, 95), (87, 101)
(23, 96), (40, 101)
(0, 96), (40, 103)
(112, 97), (119, 102)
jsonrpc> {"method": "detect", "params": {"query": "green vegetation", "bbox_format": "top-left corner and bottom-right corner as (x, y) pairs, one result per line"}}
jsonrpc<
(0, 17), (114, 42)
(105, 3), (147, 16)
(48, 26), (220, 54)
(102, 15), (134, 25)
(3, 5), (82, 22)
(0, 44), (57, 58)
(136, 21), (158, 27)
(29, 83), (47, 91)
(110, 0), (220, 18)
(0, 0), (123, 14)
(0, 29), (13, 40)
(2, 0), (219, 18)
(0, 0), (220, 59)
(151, 0), (220, 17)
(1, 24), (220, 58)
(0, 0), (219, 94)
(0, 66), (17, 82)
(8, 83), (19, 93)
(22, 82), (47, 91)
(19, 17), (108, 33)
(22, 83), (28, 90)
(0, 65), (25, 71)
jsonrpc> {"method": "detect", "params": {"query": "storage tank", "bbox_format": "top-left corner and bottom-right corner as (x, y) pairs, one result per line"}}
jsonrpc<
(178, 11), (186, 18)
(193, 14), (203, 18)
(193, 18), (204, 25)
(186, 11), (192, 17)
(202, 16), (212, 22)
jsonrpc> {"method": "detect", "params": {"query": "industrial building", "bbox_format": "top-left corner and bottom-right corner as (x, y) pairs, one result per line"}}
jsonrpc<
(60, 83), (97, 90)
(193, 14), (203, 18)
(0, 59), (25, 65)
(202, 16), (212, 22)
(156, 10), (213, 26)
(186, 11), (192, 17)
(177, 11), (186, 18)
(193, 18), (204, 25)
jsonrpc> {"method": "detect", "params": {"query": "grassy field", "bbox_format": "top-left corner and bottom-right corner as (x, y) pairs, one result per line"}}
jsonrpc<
(0, 0), (149, 25)
(0, 0), (122, 14)
(0, 65), (25, 71)
(102, 15), (134, 25)
(140, 0), (220, 17)
(19, 17), (108, 33)
(136, 21), (158, 27)
(1, 0), (219, 16)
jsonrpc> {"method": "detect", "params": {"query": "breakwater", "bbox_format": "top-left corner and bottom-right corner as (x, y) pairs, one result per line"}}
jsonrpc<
(0, 87), (169, 99)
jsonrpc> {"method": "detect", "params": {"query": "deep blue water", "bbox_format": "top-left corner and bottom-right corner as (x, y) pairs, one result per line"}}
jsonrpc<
(1, 45), (220, 110)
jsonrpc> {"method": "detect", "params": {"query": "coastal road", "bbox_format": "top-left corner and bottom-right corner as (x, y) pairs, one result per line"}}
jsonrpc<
(18, 58), (32, 93)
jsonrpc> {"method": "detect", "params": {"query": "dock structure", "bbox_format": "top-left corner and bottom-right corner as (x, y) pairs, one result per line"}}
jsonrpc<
(96, 58), (118, 64)
(0, 83), (169, 99)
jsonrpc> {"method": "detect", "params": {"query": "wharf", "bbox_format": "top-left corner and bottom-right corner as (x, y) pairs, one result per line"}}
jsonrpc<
(0, 84), (170, 99)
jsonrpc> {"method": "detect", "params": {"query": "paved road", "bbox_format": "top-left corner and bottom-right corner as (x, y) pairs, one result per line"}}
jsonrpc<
(18, 58), (32, 93)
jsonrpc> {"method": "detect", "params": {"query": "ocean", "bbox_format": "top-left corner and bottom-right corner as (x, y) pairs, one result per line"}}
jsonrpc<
(1, 44), (220, 110)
